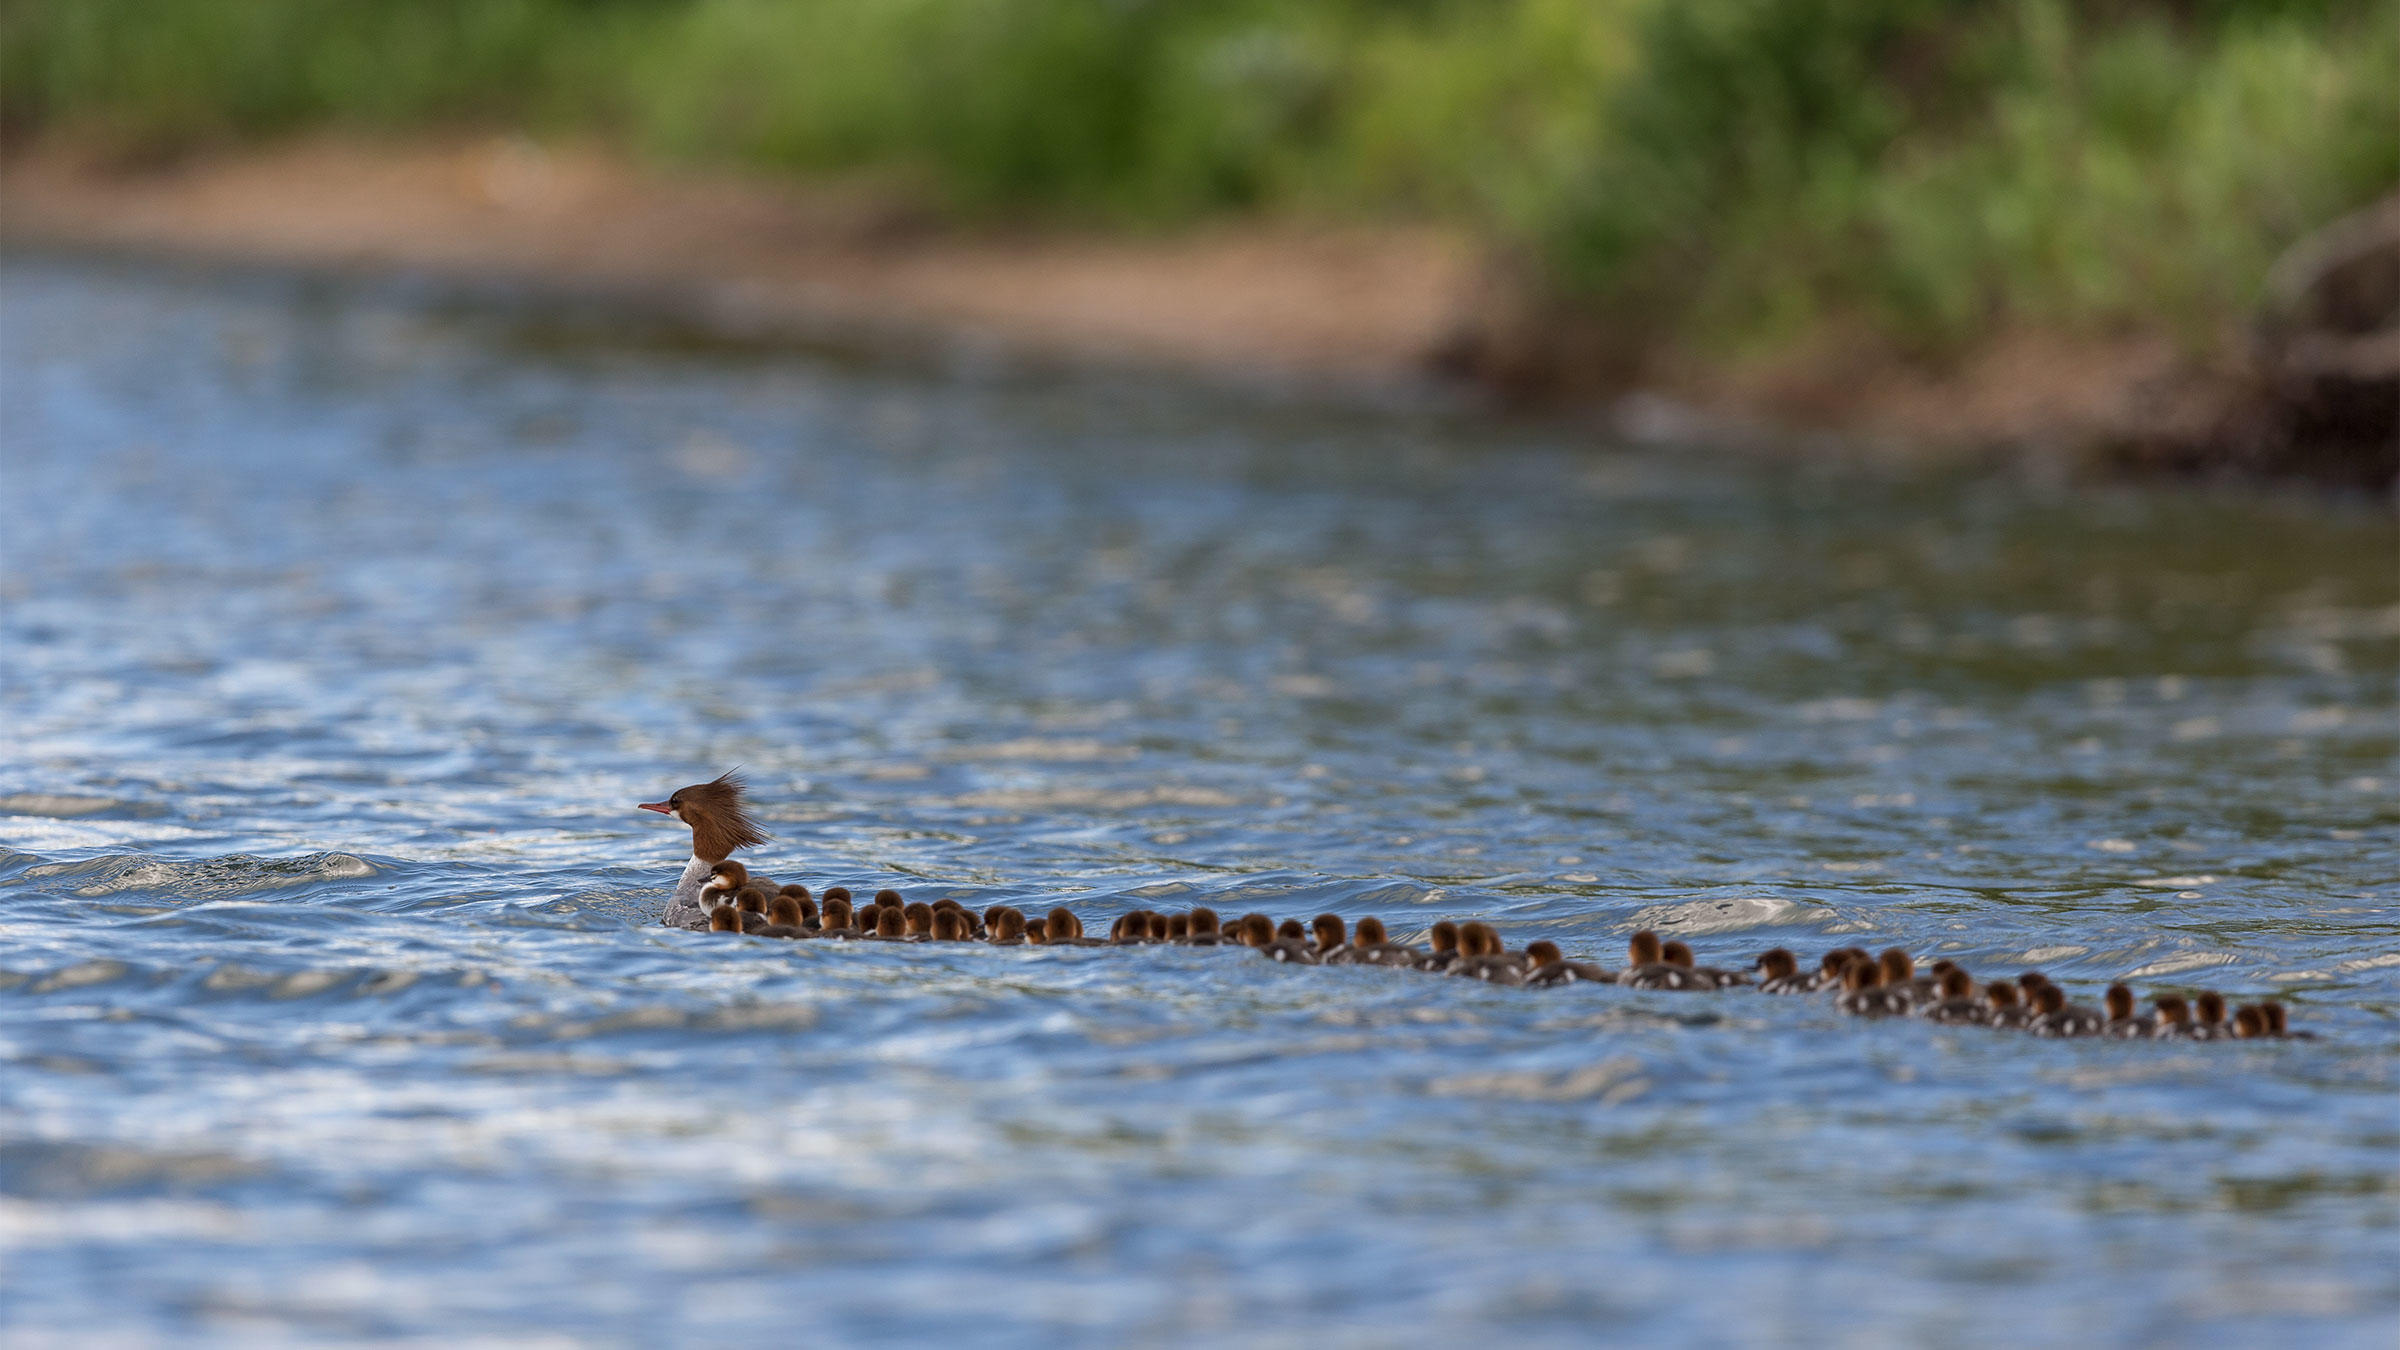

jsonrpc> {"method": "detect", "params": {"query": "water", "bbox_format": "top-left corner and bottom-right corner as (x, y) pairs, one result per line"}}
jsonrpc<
(2, 256), (2395, 1346)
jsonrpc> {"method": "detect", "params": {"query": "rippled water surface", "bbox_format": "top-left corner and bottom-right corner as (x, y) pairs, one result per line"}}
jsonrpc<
(3, 258), (2396, 1345)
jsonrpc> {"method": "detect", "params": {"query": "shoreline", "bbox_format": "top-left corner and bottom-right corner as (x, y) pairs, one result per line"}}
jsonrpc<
(4, 135), (2384, 483)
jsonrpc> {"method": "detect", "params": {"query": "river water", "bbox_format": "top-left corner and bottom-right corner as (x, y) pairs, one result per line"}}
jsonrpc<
(2, 257), (2395, 1345)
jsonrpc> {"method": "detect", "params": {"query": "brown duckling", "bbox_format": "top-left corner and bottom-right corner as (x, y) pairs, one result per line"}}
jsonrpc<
(1522, 939), (1611, 986)
(1048, 907), (1104, 947)
(1451, 923), (1524, 985)
(865, 906), (909, 941)
(1261, 915), (1321, 965)
(1344, 916), (1421, 967)
(2231, 1004), (2268, 1039)
(1311, 914), (1351, 962)
(2190, 991), (2230, 1041)
(1984, 980), (2031, 1029)
(708, 904), (742, 934)
(1621, 931), (1717, 991)
(2149, 993), (2193, 1038)
(1919, 966), (1986, 1024)
(2100, 983), (2153, 1038)
(987, 908), (1029, 946)
(1412, 920), (1461, 972)
(932, 908), (967, 942)
(1025, 916), (1051, 945)
(874, 888), (905, 908)
(902, 901), (936, 939)
(1184, 907), (1226, 946)
(2257, 1000), (2311, 1039)
(1754, 948), (1813, 995)
(2029, 983), (2104, 1037)
(760, 894), (811, 939)
(1667, 938), (1750, 989)
(1838, 958), (1911, 1016)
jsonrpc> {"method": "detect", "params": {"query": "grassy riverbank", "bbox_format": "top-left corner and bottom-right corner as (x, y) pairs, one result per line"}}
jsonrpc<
(6, 0), (2394, 379)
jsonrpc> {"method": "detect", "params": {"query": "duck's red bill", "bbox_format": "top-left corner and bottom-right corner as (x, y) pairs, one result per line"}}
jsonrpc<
(637, 801), (672, 814)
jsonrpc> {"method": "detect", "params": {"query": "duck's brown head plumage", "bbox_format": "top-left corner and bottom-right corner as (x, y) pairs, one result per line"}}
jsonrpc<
(639, 770), (771, 862)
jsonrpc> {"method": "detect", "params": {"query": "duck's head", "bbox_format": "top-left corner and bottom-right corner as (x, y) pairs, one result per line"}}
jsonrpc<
(1940, 966), (1973, 1000)
(824, 886), (853, 905)
(779, 883), (812, 903)
(2260, 1001), (2288, 1036)
(708, 904), (741, 933)
(876, 907), (906, 939)
(1190, 907), (1221, 938)
(2152, 994), (2190, 1027)
(640, 771), (770, 862)
(1312, 914), (1347, 952)
(1879, 948), (1914, 984)
(1817, 949), (1851, 978)
(1756, 948), (1798, 981)
(1985, 981), (2019, 1010)
(2032, 983), (2067, 1015)
(933, 908), (965, 941)
(2104, 983), (2135, 1021)
(1525, 940), (1563, 966)
(876, 888), (905, 908)
(1661, 940), (1695, 969)
(706, 860), (749, 890)
(1454, 923), (1494, 958)
(995, 909), (1027, 941)
(1355, 916), (1388, 946)
(1276, 918), (1306, 943)
(1628, 930), (1664, 966)
(1242, 914), (1277, 947)
(736, 884), (771, 914)
(1428, 920), (1459, 955)
(1048, 907), (1082, 940)
(1845, 959), (1882, 992)
(1026, 916), (1050, 944)
(1167, 913), (1191, 940)
(2232, 1005), (2266, 1039)
(822, 897), (854, 931)
(2195, 991), (2227, 1026)
(903, 901), (935, 936)
(769, 895), (802, 927)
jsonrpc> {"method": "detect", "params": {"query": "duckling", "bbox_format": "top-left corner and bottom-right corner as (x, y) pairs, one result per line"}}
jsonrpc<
(1261, 915), (1321, 965)
(2258, 1000), (2312, 1039)
(817, 896), (859, 938)
(932, 908), (967, 942)
(1451, 923), (1525, 985)
(1344, 916), (1421, 967)
(1620, 930), (1704, 991)
(1522, 939), (1612, 986)
(1875, 949), (1922, 1008)
(902, 901), (936, 940)
(875, 888), (905, 909)
(1661, 939), (1748, 989)
(1754, 948), (1813, 994)
(2231, 1004), (2269, 1039)
(1025, 916), (1051, 946)
(1984, 980), (2031, 1030)
(987, 908), (1029, 946)
(1918, 966), (1986, 1024)
(760, 894), (811, 939)
(984, 903), (1013, 935)
(2190, 991), (2230, 1041)
(866, 906), (910, 941)
(1048, 907), (1105, 947)
(2149, 993), (2194, 1038)
(733, 883), (776, 933)
(1837, 958), (1910, 1016)
(708, 904), (742, 934)
(932, 898), (978, 939)
(2029, 983), (2104, 1037)
(1311, 914), (1352, 962)
(1184, 907), (1226, 947)
(1166, 913), (1191, 941)
(2100, 983), (2152, 1038)
(1412, 920), (1462, 972)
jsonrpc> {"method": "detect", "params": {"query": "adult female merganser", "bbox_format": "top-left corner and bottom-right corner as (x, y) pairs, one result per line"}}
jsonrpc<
(1521, 940), (1611, 986)
(642, 773), (774, 931)
(2100, 984), (2152, 1038)
(1412, 921), (1461, 972)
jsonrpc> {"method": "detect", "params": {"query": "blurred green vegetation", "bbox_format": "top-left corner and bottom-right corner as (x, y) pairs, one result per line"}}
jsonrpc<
(5, 0), (2393, 356)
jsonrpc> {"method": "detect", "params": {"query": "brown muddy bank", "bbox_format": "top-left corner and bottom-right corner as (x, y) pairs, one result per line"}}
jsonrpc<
(4, 136), (2389, 489)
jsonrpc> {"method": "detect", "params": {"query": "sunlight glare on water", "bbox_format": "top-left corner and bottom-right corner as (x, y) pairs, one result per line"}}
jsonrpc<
(1, 259), (2396, 1345)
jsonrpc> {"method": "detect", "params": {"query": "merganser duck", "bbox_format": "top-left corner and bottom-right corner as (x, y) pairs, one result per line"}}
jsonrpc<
(2029, 983), (2104, 1037)
(2258, 1001), (2312, 1039)
(1184, 908), (1226, 946)
(1875, 950), (1921, 1008)
(708, 904), (742, 933)
(1919, 966), (1986, 1024)
(1048, 907), (1104, 947)
(2231, 1004), (2268, 1039)
(1620, 930), (1700, 990)
(1754, 949), (1813, 994)
(1662, 939), (1748, 990)
(988, 909), (1028, 945)
(1025, 916), (1051, 945)
(901, 902), (935, 938)
(2190, 991), (2230, 1041)
(1837, 958), (1910, 1016)
(1310, 914), (1352, 962)
(2100, 984), (2152, 1038)
(642, 772), (773, 931)
(761, 894), (810, 939)
(1984, 981), (2030, 1029)
(1521, 939), (1611, 986)
(1258, 916), (1319, 965)
(1451, 923), (1524, 984)
(860, 906), (907, 940)
(1344, 916), (1420, 967)
(1412, 921), (1462, 972)
(817, 896), (858, 938)
(1165, 913), (1191, 941)
(2149, 994), (2193, 1038)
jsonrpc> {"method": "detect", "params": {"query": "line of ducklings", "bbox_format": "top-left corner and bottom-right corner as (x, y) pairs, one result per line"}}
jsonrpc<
(695, 861), (2303, 1040)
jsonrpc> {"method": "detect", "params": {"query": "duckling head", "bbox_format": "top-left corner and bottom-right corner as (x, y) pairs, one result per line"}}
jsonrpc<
(2032, 983), (2067, 1015)
(875, 889), (904, 908)
(708, 904), (741, 933)
(1243, 914), (1277, 947)
(1355, 916), (1388, 946)
(876, 906), (906, 939)
(2104, 983), (2135, 1021)
(1026, 916), (1050, 944)
(1940, 966), (1973, 1000)
(2195, 991), (2227, 1026)
(736, 884), (771, 914)
(1525, 940), (1562, 966)
(2260, 1001), (2288, 1036)
(903, 901), (935, 936)
(769, 895), (803, 927)
(1428, 920), (1459, 955)
(1661, 940), (1695, 969)
(1845, 959), (1882, 993)
(1312, 914), (1346, 952)
(933, 908), (965, 941)
(2152, 993), (2190, 1027)
(1985, 981), (2019, 1010)
(1756, 948), (1798, 981)
(1878, 948), (1914, 984)
(708, 860), (750, 889)
(822, 897), (854, 931)
(1277, 918), (1306, 943)
(2232, 1005), (2266, 1039)
(1047, 907), (1081, 940)
(1628, 930), (1664, 966)
(1190, 907), (1221, 938)
(1167, 913), (1191, 940)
